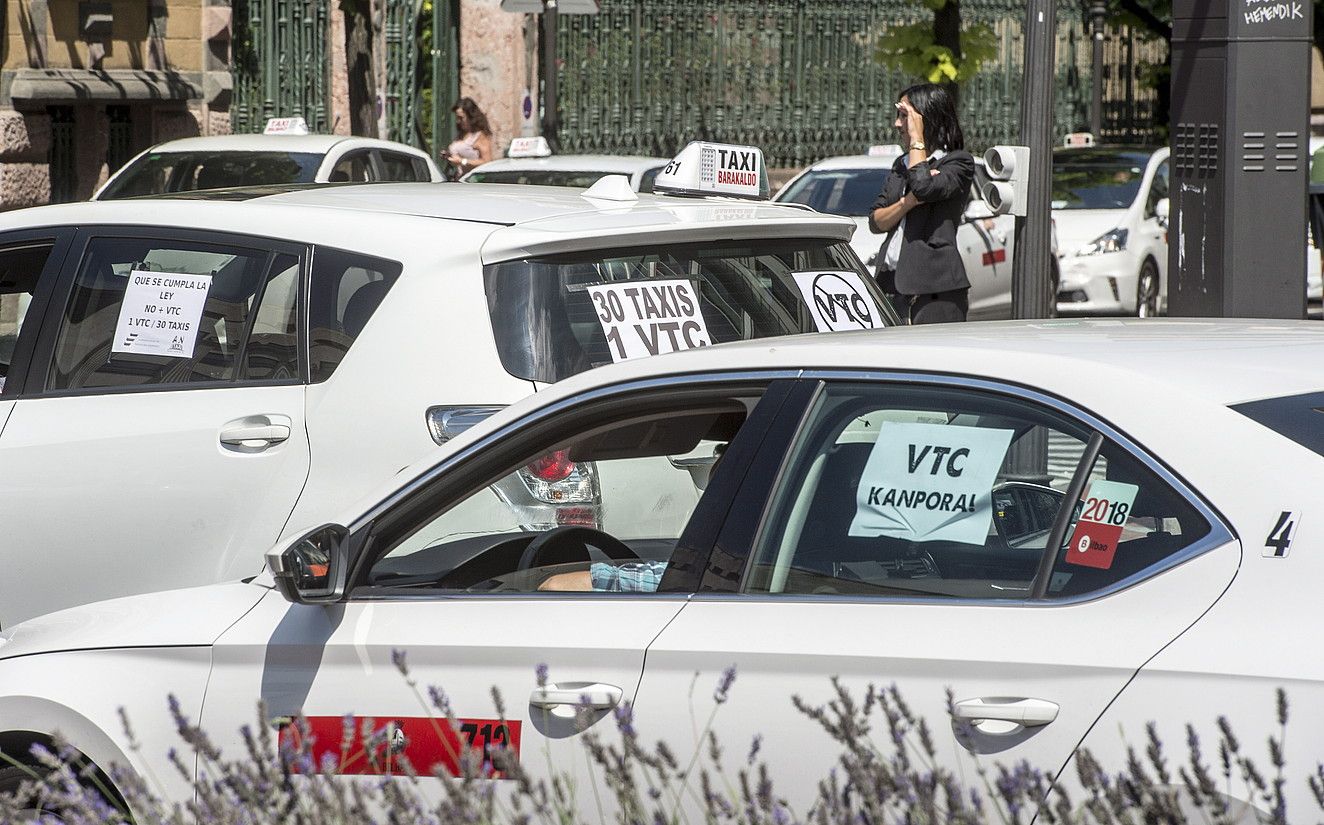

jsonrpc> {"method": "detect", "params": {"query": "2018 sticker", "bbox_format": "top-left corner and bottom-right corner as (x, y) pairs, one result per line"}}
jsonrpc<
(1064, 479), (1140, 570)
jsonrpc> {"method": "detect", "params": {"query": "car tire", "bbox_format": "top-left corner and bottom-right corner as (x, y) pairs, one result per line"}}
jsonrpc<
(1136, 259), (1160, 318)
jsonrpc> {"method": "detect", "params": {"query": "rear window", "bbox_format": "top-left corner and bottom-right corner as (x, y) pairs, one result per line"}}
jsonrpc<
(777, 169), (889, 217)
(99, 151), (323, 199)
(485, 238), (895, 383)
(465, 169), (613, 188)
(1231, 391), (1324, 458)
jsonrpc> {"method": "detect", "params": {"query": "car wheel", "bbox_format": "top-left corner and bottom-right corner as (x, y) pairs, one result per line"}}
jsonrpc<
(1136, 259), (1160, 318)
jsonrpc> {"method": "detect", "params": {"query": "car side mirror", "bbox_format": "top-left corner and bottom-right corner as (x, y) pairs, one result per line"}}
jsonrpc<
(1155, 197), (1170, 227)
(269, 524), (350, 604)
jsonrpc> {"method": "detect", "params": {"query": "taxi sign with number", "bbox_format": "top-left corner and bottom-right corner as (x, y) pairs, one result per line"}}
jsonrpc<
(652, 141), (769, 201)
(507, 136), (553, 158)
(263, 116), (311, 136)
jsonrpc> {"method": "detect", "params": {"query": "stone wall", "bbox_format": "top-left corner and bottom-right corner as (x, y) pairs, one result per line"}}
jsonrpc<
(458, 0), (529, 156)
(0, 109), (50, 209)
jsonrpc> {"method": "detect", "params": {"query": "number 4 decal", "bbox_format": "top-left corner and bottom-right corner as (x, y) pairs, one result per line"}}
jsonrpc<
(1263, 510), (1299, 558)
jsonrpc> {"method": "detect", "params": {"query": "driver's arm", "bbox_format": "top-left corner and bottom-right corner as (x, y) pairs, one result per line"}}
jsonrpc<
(539, 561), (668, 592)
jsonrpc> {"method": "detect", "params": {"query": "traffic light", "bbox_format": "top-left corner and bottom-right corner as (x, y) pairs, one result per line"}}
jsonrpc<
(982, 145), (1030, 217)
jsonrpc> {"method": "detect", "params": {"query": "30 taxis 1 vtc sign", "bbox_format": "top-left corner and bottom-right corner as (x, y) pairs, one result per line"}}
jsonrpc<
(587, 279), (712, 362)
(112, 270), (212, 358)
(850, 422), (1014, 545)
(792, 271), (882, 331)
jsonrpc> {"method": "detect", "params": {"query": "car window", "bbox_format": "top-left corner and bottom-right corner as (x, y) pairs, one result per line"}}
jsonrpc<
(485, 238), (894, 384)
(47, 236), (299, 391)
(330, 151), (373, 182)
(244, 254), (300, 381)
(308, 247), (402, 382)
(464, 169), (611, 188)
(363, 400), (754, 594)
(1145, 159), (1170, 217)
(0, 242), (51, 394)
(97, 152), (323, 198)
(379, 151), (424, 182)
(777, 169), (890, 217)
(745, 382), (1211, 600)
(1052, 150), (1152, 210)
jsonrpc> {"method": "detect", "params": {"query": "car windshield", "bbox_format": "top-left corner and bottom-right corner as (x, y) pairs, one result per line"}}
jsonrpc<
(99, 151), (324, 199)
(465, 169), (616, 188)
(777, 168), (889, 217)
(1052, 150), (1151, 210)
(485, 237), (895, 383)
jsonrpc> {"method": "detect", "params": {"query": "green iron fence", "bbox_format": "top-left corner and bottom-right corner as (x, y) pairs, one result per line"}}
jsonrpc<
(556, 0), (1167, 166)
(385, 0), (423, 146)
(232, 0), (331, 133)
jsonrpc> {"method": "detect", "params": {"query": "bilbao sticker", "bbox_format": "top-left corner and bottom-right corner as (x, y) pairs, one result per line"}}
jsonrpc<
(848, 422), (1014, 545)
(112, 270), (212, 358)
(792, 271), (882, 332)
(1064, 479), (1140, 570)
(586, 279), (712, 362)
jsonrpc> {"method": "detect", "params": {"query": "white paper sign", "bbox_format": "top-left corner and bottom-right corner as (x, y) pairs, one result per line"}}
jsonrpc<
(586, 280), (712, 362)
(112, 270), (212, 358)
(792, 271), (883, 332)
(849, 422), (1014, 545)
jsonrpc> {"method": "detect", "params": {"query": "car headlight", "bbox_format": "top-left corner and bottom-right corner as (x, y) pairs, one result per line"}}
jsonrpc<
(1077, 227), (1128, 256)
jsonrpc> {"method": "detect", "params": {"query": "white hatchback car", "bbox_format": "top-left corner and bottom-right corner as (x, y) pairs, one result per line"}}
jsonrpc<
(1052, 145), (1170, 317)
(0, 175), (893, 627)
(0, 320), (1321, 822)
(773, 151), (1029, 320)
(461, 153), (669, 192)
(93, 134), (444, 200)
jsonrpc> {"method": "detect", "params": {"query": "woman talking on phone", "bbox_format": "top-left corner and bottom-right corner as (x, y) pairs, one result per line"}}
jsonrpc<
(869, 83), (975, 324)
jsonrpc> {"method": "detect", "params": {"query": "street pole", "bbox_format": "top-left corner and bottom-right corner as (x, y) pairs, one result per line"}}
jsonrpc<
(1006, 0), (1056, 485)
(1089, 0), (1106, 136)
(1009, 0), (1055, 320)
(541, 0), (559, 151)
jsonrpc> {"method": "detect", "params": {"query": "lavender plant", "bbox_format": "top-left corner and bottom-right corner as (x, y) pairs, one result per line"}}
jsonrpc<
(0, 660), (1317, 825)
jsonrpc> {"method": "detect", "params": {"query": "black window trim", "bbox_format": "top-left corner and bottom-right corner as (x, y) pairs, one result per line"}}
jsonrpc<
(0, 228), (77, 399)
(339, 369), (806, 601)
(25, 224), (310, 399)
(701, 369), (1236, 608)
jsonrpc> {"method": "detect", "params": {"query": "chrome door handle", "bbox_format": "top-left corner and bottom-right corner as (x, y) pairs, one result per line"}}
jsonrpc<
(952, 697), (1058, 727)
(220, 415), (292, 448)
(530, 682), (623, 710)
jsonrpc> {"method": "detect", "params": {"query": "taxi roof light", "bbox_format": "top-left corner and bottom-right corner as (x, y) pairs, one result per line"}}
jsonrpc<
(507, 136), (552, 158)
(264, 117), (310, 136)
(867, 144), (904, 157)
(652, 141), (769, 201)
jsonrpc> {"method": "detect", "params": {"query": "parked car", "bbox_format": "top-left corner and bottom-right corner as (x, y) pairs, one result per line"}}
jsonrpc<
(1052, 145), (1170, 317)
(94, 122), (443, 200)
(773, 149), (1039, 320)
(0, 149), (893, 627)
(461, 137), (668, 192)
(0, 319), (1320, 822)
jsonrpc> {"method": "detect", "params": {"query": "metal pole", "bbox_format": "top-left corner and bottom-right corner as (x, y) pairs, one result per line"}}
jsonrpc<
(431, 0), (444, 158)
(541, 0), (559, 150)
(1089, 0), (1106, 137)
(1009, 0), (1056, 320)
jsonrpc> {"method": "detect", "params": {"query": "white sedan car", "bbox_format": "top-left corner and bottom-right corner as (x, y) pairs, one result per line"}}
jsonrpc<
(1, 319), (1321, 822)
(1052, 145), (1170, 316)
(462, 153), (669, 192)
(774, 152), (1031, 320)
(93, 133), (443, 199)
(0, 155), (892, 628)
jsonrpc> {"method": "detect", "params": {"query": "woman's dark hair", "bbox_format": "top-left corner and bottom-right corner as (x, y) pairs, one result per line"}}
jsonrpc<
(452, 97), (492, 136)
(898, 83), (964, 152)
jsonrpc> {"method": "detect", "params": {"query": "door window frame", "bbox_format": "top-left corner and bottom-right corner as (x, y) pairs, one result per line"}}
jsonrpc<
(23, 225), (311, 398)
(700, 370), (1234, 606)
(340, 370), (806, 601)
(0, 228), (77, 399)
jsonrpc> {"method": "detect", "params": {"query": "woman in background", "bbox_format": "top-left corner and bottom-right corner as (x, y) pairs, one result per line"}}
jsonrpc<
(446, 97), (494, 178)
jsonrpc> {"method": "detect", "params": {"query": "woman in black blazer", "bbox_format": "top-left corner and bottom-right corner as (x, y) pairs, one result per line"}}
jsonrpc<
(869, 83), (975, 324)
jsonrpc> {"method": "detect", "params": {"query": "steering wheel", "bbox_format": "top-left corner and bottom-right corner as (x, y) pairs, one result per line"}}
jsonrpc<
(516, 525), (639, 573)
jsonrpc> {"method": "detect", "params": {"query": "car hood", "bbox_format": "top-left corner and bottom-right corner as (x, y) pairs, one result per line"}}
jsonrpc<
(0, 582), (270, 661)
(1053, 209), (1124, 257)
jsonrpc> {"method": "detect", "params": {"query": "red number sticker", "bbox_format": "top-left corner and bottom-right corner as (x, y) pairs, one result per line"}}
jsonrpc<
(278, 715), (522, 778)
(1064, 480), (1139, 570)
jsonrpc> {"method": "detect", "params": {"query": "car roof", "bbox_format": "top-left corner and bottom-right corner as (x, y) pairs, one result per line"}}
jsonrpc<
(133, 134), (427, 155)
(469, 155), (669, 175)
(1053, 145), (1164, 164)
(803, 154), (901, 171)
(520, 319), (1324, 411)
(8, 182), (854, 261)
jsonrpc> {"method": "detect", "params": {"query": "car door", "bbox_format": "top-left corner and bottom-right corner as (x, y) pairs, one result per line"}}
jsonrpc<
(0, 228), (311, 627)
(200, 375), (799, 814)
(637, 374), (1240, 815)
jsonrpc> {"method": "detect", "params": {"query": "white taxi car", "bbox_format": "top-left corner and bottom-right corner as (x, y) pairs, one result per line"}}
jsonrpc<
(773, 149), (1027, 320)
(460, 136), (668, 192)
(1052, 145), (1170, 317)
(0, 320), (1321, 822)
(0, 142), (894, 628)
(94, 131), (443, 200)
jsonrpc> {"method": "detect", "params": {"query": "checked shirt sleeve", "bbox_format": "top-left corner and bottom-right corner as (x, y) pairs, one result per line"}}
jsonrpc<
(589, 561), (669, 593)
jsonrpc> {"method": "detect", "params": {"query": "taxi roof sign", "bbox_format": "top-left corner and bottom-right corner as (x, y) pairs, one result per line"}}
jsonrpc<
(651, 141), (769, 201)
(507, 136), (552, 158)
(264, 116), (310, 136)
(867, 144), (903, 156)
(1063, 132), (1096, 147)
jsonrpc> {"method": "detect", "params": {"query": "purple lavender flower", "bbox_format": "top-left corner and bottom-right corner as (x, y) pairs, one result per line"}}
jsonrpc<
(714, 665), (737, 704)
(391, 648), (409, 677)
(535, 662), (549, 688)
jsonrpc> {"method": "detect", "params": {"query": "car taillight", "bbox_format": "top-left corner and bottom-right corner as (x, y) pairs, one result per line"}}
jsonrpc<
(525, 449), (576, 482)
